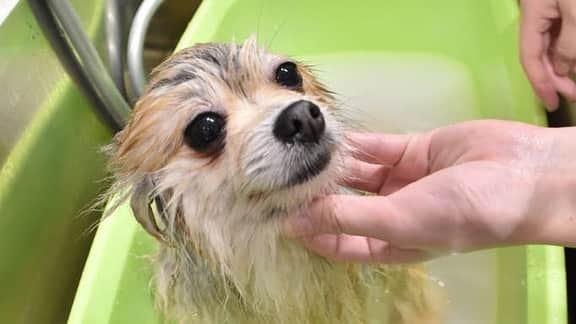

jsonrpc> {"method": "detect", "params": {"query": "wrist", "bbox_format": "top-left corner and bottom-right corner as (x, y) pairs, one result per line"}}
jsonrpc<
(519, 126), (576, 247)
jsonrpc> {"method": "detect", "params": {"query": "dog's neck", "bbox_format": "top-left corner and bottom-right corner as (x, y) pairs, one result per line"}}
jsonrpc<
(153, 176), (373, 323)
(150, 170), (440, 324)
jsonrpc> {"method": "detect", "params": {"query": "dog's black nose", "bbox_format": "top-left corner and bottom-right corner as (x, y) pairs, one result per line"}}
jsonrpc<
(273, 100), (325, 144)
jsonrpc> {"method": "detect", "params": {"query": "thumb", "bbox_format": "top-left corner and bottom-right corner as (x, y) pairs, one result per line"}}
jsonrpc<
(282, 183), (459, 249)
(282, 195), (397, 239)
(282, 167), (487, 251)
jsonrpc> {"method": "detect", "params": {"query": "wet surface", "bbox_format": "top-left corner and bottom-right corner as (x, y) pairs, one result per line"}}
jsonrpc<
(547, 100), (576, 324)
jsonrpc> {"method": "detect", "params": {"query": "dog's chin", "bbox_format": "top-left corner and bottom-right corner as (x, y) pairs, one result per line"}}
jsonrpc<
(283, 151), (331, 188)
(241, 138), (338, 197)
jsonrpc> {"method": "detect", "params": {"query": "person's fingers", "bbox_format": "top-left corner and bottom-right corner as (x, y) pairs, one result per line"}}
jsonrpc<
(340, 157), (425, 196)
(520, 3), (560, 110)
(346, 132), (413, 165)
(299, 233), (430, 264)
(346, 132), (433, 182)
(553, 0), (576, 76)
(284, 176), (458, 244)
(545, 55), (576, 101)
(283, 166), (482, 250)
(283, 195), (398, 239)
(341, 157), (390, 193)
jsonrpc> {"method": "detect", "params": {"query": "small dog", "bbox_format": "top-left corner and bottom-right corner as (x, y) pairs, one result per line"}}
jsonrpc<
(107, 36), (442, 324)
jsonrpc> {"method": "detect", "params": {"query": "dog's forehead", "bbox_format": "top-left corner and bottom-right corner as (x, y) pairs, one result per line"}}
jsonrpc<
(148, 42), (272, 94)
(173, 43), (237, 72)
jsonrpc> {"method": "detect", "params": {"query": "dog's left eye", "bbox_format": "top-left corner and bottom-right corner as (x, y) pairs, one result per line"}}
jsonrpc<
(275, 62), (302, 89)
(184, 112), (225, 153)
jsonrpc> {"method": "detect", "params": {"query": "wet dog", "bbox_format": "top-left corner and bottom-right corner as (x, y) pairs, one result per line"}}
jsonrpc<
(106, 37), (442, 324)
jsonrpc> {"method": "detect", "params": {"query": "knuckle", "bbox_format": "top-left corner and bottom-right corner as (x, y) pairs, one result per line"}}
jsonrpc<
(329, 198), (346, 234)
(554, 45), (575, 61)
(318, 196), (342, 233)
(561, 3), (576, 25)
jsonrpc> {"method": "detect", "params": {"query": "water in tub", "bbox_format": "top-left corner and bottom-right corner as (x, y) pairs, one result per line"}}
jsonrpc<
(309, 53), (499, 324)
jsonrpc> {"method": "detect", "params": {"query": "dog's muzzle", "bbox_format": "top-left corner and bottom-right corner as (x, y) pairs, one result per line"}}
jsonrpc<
(273, 100), (325, 144)
(271, 100), (332, 187)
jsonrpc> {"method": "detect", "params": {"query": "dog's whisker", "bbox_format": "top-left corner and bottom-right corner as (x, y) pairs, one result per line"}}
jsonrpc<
(266, 18), (289, 50)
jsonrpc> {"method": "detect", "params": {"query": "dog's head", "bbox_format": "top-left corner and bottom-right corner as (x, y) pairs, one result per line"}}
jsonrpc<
(106, 38), (442, 324)
(109, 37), (345, 243)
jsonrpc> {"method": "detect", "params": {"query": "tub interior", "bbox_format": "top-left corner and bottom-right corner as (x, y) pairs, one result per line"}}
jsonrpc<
(68, 53), (550, 324)
(300, 53), (527, 324)
(68, 0), (566, 323)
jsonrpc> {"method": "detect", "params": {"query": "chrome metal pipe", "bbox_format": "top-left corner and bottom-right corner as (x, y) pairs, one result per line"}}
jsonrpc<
(47, 0), (131, 129)
(127, 0), (164, 98)
(105, 0), (127, 97)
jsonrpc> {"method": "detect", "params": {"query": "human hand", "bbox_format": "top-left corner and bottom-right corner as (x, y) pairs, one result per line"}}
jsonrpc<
(283, 120), (576, 263)
(520, 0), (576, 111)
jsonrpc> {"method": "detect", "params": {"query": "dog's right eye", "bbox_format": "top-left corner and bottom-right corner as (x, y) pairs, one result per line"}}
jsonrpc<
(184, 112), (226, 153)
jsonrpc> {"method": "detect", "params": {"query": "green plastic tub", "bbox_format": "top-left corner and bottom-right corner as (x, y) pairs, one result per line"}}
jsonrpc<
(0, 1), (112, 323)
(68, 1), (567, 323)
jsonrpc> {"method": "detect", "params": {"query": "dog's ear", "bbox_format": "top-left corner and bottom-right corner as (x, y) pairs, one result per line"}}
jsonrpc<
(130, 177), (169, 243)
